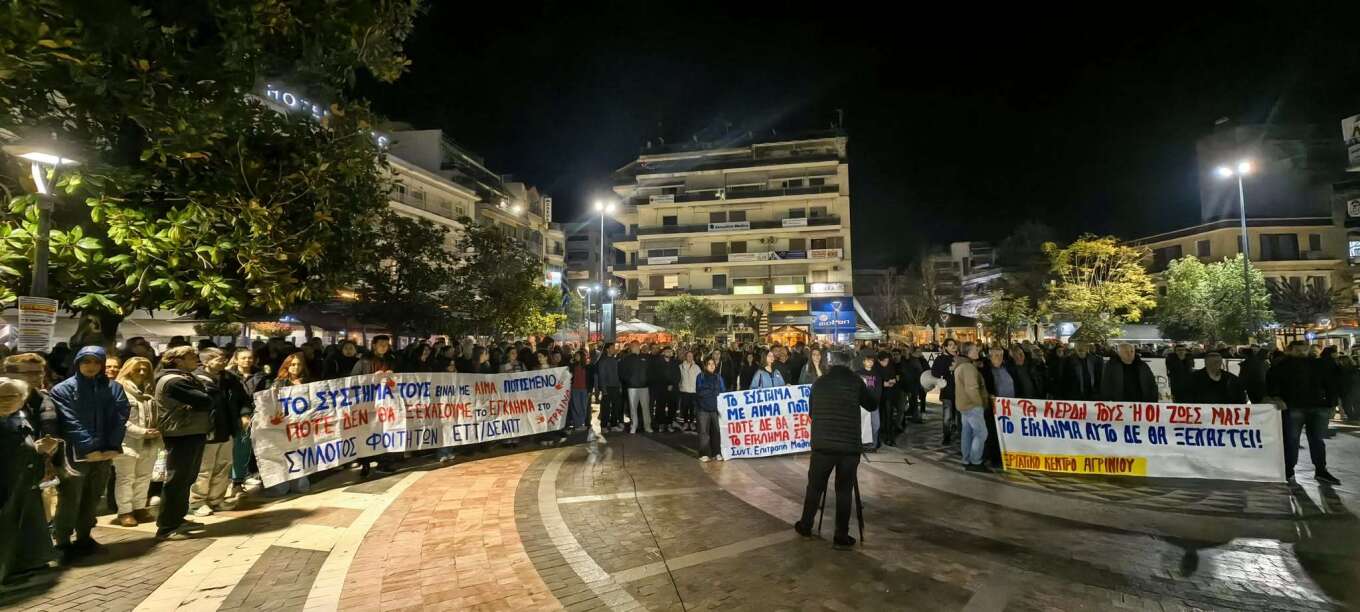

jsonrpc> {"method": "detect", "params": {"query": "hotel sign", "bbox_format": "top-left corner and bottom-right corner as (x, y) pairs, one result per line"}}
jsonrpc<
(262, 83), (390, 148)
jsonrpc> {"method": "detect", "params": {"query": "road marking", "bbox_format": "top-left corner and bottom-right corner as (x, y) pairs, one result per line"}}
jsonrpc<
(612, 530), (796, 584)
(540, 448), (645, 610)
(557, 486), (718, 504)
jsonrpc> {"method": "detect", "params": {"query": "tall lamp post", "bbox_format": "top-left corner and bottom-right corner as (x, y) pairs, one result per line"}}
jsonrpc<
(3, 135), (81, 298)
(1215, 160), (1255, 342)
(593, 199), (617, 337)
(576, 285), (596, 341)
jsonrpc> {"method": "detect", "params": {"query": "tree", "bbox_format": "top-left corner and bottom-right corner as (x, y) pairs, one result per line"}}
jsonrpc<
(446, 221), (564, 338)
(977, 291), (1033, 343)
(0, 1), (424, 345)
(996, 221), (1056, 338)
(901, 253), (951, 340)
(654, 295), (723, 341)
(864, 267), (911, 327)
(1268, 278), (1346, 331)
(1043, 235), (1156, 345)
(1157, 255), (1273, 343)
(353, 210), (457, 338)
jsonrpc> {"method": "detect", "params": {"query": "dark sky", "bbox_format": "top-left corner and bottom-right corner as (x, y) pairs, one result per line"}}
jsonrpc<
(356, 2), (1360, 267)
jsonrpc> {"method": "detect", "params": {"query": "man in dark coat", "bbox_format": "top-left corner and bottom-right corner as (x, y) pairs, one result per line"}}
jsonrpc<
(1186, 352), (1246, 404)
(1099, 344), (1159, 403)
(1008, 346), (1043, 399)
(1239, 346), (1270, 403)
(1061, 343), (1103, 400)
(795, 350), (877, 549)
(1269, 341), (1342, 485)
(48, 346), (129, 556)
(1165, 345), (1193, 402)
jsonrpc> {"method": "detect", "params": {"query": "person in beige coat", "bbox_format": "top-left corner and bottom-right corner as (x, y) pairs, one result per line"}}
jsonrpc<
(951, 342), (991, 472)
(111, 357), (162, 526)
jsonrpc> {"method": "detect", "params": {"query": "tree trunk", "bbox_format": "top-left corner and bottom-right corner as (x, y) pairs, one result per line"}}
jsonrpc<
(69, 311), (124, 352)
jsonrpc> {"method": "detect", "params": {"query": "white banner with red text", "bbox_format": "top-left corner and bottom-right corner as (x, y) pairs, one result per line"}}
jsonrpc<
(993, 397), (1285, 482)
(718, 385), (813, 459)
(250, 368), (571, 487)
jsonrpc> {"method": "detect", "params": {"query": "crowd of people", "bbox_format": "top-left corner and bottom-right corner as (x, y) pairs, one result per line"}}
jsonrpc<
(2, 330), (1355, 582)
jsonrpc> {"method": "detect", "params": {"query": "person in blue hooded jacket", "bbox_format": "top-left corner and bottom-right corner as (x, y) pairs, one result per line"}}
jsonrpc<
(46, 346), (129, 557)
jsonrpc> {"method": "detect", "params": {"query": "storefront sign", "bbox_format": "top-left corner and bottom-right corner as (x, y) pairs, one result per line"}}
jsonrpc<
(809, 248), (842, 259)
(16, 297), (58, 353)
(1344, 113), (1360, 172)
(773, 284), (805, 294)
(994, 397), (1283, 482)
(810, 297), (855, 334)
(251, 369), (571, 487)
(708, 221), (750, 232)
(733, 285), (764, 295)
(782, 217), (808, 227)
(809, 282), (844, 294)
(719, 385), (812, 459)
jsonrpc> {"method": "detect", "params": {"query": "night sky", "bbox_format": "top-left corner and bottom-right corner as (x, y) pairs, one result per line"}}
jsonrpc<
(356, 3), (1360, 267)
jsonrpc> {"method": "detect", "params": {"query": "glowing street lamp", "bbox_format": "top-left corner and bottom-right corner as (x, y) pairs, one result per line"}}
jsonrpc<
(3, 134), (82, 298)
(1215, 159), (1255, 341)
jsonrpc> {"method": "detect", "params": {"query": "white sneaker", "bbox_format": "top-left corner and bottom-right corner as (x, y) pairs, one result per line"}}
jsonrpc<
(193, 505), (214, 517)
(645, 427), (654, 433)
(630, 427), (638, 434)
(699, 456), (711, 463)
(716, 456), (725, 461)
(218, 499), (237, 511)
(245, 476), (262, 487)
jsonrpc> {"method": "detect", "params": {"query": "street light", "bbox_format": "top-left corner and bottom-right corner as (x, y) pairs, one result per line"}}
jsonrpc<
(592, 199), (618, 334)
(576, 285), (596, 339)
(1216, 159), (1255, 341)
(3, 134), (81, 298)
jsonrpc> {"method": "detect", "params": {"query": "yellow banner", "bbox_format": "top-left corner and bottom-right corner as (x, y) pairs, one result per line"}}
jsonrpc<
(1002, 452), (1147, 476)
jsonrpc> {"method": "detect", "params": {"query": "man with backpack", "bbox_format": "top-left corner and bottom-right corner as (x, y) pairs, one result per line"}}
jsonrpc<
(153, 346), (216, 540)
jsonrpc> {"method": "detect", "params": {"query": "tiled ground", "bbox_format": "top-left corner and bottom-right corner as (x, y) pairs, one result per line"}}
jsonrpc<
(4, 399), (1357, 611)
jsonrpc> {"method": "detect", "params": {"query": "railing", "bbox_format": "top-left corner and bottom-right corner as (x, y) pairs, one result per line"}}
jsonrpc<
(635, 215), (840, 236)
(627, 184), (839, 207)
(636, 249), (843, 267)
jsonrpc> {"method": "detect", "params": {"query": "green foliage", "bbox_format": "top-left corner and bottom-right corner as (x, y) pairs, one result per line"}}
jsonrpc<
(251, 322), (294, 338)
(654, 295), (723, 341)
(0, 0), (423, 338)
(193, 321), (242, 338)
(1157, 255), (1272, 343)
(996, 221), (1056, 325)
(1267, 277), (1346, 328)
(1044, 235), (1156, 345)
(353, 210), (457, 337)
(447, 221), (564, 338)
(978, 291), (1033, 342)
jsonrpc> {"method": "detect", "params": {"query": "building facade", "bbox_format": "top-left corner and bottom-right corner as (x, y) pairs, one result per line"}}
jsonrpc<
(609, 131), (856, 343)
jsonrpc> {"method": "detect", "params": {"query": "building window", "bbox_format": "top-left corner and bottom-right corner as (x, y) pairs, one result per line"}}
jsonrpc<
(663, 215), (678, 226)
(712, 274), (727, 289)
(1196, 240), (1210, 258)
(783, 179), (805, 189)
(394, 183), (407, 198)
(788, 238), (806, 251)
(411, 188), (425, 205)
(729, 241), (747, 254)
(663, 274), (680, 289)
(661, 186), (679, 195)
(647, 248), (679, 258)
(809, 177), (826, 187)
(1309, 276), (1328, 291)
(1259, 234), (1300, 261)
(648, 275), (664, 290)
(810, 206), (828, 218)
(787, 208), (806, 219)
(810, 237), (844, 251)
(1288, 277), (1303, 291)
(811, 270), (828, 282)
(709, 212), (726, 223)
(1309, 234), (1322, 252)
(1152, 245), (1183, 271)
(711, 242), (727, 257)
(729, 210), (747, 222)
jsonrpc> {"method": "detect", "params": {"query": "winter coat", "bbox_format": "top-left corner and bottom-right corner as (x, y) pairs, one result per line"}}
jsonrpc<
(696, 372), (726, 412)
(1061, 353), (1104, 400)
(1186, 369), (1247, 405)
(647, 356), (675, 388)
(352, 352), (397, 376)
(47, 346), (129, 460)
(1098, 359), (1159, 403)
(953, 358), (988, 412)
(155, 369), (215, 438)
(619, 353), (649, 389)
(678, 361), (702, 394)
(751, 366), (785, 389)
(596, 354), (621, 387)
(325, 354), (359, 380)
(116, 379), (162, 459)
(931, 353), (955, 400)
(798, 361), (824, 385)
(1164, 353), (1194, 402)
(1268, 356), (1339, 409)
(808, 366), (877, 454)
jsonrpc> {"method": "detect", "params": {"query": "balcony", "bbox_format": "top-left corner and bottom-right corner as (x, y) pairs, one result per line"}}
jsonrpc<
(627, 184), (839, 207)
(639, 248), (844, 267)
(635, 215), (841, 236)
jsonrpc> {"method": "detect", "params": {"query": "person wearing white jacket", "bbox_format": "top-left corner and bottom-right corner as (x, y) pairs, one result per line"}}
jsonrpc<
(677, 351), (702, 432)
(111, 357), (162, 527)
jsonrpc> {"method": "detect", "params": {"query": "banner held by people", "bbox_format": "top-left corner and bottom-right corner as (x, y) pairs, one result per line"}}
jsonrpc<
(719, 384), (812, 459)
(993, 396), (1285, 482)
(250, 368), (571, 487)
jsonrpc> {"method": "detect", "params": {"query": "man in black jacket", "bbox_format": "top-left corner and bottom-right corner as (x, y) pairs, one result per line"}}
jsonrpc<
(648, 348), (679, 432)
(902, 348), (926, 423)
(1061, 343), (1103, 400)
(1165, 345), (1193, 402)
(1008, 346), (1043, 399)
(619, 342), (651, 433)
(795, 350), (876, 549)
(154, 346), (216, 540)
(1269, 341), (1341, 485)
(1099, 344), (1159, 403)
(1186, 352), (1246, 404)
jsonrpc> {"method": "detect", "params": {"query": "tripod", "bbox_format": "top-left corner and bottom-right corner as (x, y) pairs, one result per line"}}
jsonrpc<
(814, 476), (865, 543)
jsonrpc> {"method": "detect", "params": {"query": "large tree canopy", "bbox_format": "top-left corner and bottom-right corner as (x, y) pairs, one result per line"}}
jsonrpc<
(0, 0), (423, 341)
(1044, 235), (1156, 344)
(1156, 255), (1272, 343)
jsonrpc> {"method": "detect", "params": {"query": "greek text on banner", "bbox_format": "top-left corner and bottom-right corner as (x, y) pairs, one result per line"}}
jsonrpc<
(993, 396), (1284, 482)
(250, 368), (571, 487)
(718, 384), (812, 459)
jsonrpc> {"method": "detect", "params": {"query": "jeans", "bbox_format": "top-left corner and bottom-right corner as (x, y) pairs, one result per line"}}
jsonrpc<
(1285, 405), (1331, 476)
(697, 411), (721, 458)
(53, 460), (113, 544)
(602, 386), (623, 428)
(960, 408), (987, 465)
(112, 446), (159, 514)
(907, 387), (924, 420)
(158, 434), (207, 534)
(231, 431), (253, 482)
(798, 451), (860, 540)
(869, 408), (881, 448)
(941, 399), (957, 439)
(570, 389), (590, 428)
(192, 441), (233, 509)
(626, 387), (651, 432)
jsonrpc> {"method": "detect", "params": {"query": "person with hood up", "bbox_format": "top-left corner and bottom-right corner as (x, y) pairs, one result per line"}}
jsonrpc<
(47, 346), (129, 557)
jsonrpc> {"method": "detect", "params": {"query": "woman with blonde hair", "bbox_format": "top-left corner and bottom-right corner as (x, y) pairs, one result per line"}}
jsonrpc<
(111, 357), (160, 526)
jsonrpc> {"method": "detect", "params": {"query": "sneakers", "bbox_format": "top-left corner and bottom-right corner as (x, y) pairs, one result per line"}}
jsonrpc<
(1316, 470), (1342, 485)
(715, 455), (725, 462)
(193, 505), (214, 517)
(245, 476), (262, 487)
(793, 521), (813, 538)
(699, 456), (711, 463)
(114, 513), (138, 527)
(832, 535), (857, 550)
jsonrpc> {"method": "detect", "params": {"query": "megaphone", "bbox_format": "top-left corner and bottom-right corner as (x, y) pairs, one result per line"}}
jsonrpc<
(920, 370), (948, 392)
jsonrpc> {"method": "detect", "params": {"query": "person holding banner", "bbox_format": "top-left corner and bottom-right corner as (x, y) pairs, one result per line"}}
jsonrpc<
(751, 350), (786, 389)
(1186, 352), (1246, 404)
(795, 350), (877, 549)
(264, 354), (312, 496)
(1099, 344), (1158, 403)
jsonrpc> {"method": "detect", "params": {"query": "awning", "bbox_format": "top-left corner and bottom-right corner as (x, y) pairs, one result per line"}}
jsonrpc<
(852, 297), (883, 339)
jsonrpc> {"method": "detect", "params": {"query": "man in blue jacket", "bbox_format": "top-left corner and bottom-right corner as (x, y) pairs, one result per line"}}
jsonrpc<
(47, 346), (129, 557)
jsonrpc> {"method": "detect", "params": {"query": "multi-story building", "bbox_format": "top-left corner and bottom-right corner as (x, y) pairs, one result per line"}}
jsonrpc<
(609, 130), (859, 343)
(925, 241), (999, 318)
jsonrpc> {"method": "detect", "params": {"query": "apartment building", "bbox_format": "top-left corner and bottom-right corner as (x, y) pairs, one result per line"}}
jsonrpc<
(609, 130), (857, 343)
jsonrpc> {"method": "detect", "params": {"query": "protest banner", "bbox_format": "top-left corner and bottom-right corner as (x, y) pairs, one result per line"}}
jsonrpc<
(250, 368), (571, 487)
(993, 396), (1284, 482)
(718, 384), (813, 459)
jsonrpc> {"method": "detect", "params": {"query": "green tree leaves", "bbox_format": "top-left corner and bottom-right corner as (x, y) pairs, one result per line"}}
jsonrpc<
(1043, 235), (1157, 345)
(1157, 255), (1273, 343)
(654, 295), (723, 342)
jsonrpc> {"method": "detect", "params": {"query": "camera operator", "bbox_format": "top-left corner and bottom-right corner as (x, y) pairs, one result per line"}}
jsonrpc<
(794, 349), (877, 549)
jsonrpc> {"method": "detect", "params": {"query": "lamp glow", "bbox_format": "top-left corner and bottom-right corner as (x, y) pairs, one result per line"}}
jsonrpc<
(593, 200), (604, 212)
(1236, 160), (1252, 175)
(1216, 166), (1233, 178)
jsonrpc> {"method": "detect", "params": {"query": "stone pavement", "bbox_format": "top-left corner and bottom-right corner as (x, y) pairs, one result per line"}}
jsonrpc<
(2, 401), (1357, 611)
